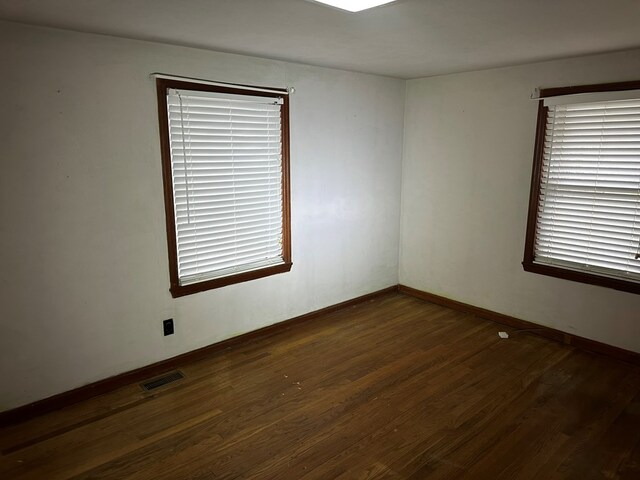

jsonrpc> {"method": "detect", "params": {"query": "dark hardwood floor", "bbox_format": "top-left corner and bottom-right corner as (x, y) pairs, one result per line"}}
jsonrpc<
(1, 293), (639, 479)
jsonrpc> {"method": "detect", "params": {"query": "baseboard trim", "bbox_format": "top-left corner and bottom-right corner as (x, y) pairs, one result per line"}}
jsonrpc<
(398, 284), (640, 367)
(0, 286), (398, 427)
(5, 283), (636, 427)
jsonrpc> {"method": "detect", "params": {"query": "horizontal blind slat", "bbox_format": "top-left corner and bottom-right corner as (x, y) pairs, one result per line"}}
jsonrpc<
(535, 235), (637, 255)
(179, 257), (285, 286)
(179, 229), (283, 253)
(180, 246), (284, 273)
(176, 220), (281, 240)
(537, 218), (638, 237)
(535, 246), (640, 271)
(537, 229), (638, 246)
(179, 238), (282, 263)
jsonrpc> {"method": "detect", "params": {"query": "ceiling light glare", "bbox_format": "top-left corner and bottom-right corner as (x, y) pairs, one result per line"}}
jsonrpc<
(310, 1), (397, 13)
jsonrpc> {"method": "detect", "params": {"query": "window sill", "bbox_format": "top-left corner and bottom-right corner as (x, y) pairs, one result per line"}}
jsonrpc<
(170, 262), (293, 298)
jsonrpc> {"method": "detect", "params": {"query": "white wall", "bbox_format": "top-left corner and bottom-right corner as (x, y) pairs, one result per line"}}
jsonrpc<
(400, 49), (640, 354)
(0, 22), (405, 410)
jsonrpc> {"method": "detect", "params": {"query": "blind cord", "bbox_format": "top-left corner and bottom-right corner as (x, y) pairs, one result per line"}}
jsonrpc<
(177, 92), (192, 224)
(634, 177), (640, 259)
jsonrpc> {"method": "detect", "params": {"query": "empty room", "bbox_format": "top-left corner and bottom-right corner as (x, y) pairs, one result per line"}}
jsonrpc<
(1, 0), (640, 478)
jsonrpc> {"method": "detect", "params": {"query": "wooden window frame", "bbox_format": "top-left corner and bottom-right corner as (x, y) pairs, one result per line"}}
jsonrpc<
(522, 80), (640, 295)
(156, 78), (292, 298)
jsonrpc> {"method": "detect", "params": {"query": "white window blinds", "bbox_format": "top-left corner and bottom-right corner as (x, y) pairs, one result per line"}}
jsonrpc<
(534, 96), (640, 283)
(166, 88), (286, 286)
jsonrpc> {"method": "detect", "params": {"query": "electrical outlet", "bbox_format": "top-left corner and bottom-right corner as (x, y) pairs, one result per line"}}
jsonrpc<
(163, 319), (174, 336)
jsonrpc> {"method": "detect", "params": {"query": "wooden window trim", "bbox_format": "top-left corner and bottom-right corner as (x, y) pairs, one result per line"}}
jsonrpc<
(522, 80), (640, 295)
(156, 78), (292, 298)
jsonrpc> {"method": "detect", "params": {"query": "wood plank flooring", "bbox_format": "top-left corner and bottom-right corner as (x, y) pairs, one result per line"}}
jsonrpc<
(1, 293), (639, 479)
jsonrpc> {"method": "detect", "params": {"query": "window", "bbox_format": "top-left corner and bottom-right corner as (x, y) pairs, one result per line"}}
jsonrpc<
(523, 80), (640, 294)
(156, 78), (292, 297)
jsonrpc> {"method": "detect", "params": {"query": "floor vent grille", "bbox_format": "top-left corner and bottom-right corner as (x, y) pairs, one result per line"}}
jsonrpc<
(140, 370), (185, 391)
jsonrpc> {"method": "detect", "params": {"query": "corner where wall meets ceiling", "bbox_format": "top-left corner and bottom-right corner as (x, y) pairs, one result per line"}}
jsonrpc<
(1, 0), (639, 78)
